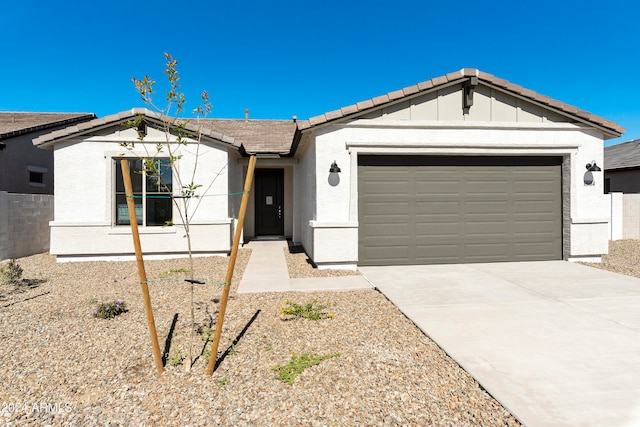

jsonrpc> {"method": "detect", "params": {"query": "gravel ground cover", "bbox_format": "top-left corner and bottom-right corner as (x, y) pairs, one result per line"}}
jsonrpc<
(579, 239), (640, 278)
(0, 250), (524, 426)
(283, 244), (360, 278)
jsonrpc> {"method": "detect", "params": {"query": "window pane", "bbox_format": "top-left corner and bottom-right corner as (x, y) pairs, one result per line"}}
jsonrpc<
(146, 197), (172, 226)
(131, 159), (143, 193)
(145, 159), (172, 226)
(115, 159), (143, 193)
(29, 172), (44, 184)
(115, 159), (142, 226)
(115, 194), (142, 225)
(115, 161), (124, 193)
(146, 159), (172, 193)
(160, 159), (172, 193)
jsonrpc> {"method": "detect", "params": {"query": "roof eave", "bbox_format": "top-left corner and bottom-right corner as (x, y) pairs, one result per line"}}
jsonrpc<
(0, 113), (96, 141)
(604, 166), (640, 172)
(293, 68), (624, 141)
(479, 81), (623, 139)
(34, 109), (239, 150)
(296, 76), (468, 135)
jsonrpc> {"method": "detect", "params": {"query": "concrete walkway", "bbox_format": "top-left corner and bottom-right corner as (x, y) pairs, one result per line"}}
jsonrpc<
(237, 240), (373, 293)
(360, 261), (640, 427)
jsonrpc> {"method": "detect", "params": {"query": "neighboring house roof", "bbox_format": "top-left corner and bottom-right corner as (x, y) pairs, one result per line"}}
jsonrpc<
(0, 112), (96, 140)
(295, 68), (625, 138)
(604, 139), (640, 170)
(205, 119), (296, 155)
(33, 108), (238, 149)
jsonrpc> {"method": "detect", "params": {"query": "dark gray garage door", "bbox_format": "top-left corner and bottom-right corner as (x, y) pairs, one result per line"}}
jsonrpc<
(358, 155), (562, 265)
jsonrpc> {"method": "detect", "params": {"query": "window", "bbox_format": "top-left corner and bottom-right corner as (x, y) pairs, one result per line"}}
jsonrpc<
(114, 158), (172, 226)
(29, 171), (44, 184)
(28, 165), (47, 188)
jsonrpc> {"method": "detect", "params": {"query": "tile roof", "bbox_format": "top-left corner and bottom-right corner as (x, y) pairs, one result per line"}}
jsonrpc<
(27, 68), (625, 156)
(0, 112), (96, 140)
(33, 108), (238, 149)
(604, 139), (640, 170)
(204, 119), (296, 155)
(295, 68), (625, 137)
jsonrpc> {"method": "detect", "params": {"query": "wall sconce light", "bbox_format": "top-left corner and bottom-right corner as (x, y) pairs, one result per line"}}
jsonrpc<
(0, 142), (6, 151)
(329, 161), (341, 173)
(328, 160), (341, 187)
(585, 161), (602, 172)
(583, 161), (601, 186)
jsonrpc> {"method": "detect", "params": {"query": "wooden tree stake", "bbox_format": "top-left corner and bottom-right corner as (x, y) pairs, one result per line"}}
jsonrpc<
(206, 155), (257, 375)
(121, 158), (164, 375)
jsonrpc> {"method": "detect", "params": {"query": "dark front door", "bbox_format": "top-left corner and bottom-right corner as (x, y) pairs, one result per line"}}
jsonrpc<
(255, 169), (284, 235)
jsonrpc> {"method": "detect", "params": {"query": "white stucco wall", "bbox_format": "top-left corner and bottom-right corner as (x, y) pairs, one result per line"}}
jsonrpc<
(303, 119), (610, 267)
(608, 192), (623, 240)
(292, 134), (317, 259)
(50, 125), (238, 261)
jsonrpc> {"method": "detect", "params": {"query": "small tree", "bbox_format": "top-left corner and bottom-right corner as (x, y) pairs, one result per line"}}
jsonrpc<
(121, 53), (226, 371)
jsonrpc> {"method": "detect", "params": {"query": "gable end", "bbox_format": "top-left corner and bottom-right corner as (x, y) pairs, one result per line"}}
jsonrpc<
(296, 69), (624, 139)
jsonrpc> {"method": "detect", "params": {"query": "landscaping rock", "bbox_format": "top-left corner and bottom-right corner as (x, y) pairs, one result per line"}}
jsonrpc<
(1, 249), (523, 426)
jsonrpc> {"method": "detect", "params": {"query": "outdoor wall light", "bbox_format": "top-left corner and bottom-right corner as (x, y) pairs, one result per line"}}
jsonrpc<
(328, 160), (341, 187)
(583, 161), (601, 186)
(329, 161), (341, 173)
(585, 161), (602, 172)
(0, 142), (6, 151)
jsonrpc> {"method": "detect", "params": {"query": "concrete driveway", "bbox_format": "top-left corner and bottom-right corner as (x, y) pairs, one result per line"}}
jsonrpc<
(360, 261), (640, 427)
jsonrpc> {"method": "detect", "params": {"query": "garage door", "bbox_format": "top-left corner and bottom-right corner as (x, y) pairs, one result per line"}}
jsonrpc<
(358, 155), (562, 265)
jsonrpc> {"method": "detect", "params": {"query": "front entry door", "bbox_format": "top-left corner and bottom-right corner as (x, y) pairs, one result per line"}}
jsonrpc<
(255, 169), (284, 235)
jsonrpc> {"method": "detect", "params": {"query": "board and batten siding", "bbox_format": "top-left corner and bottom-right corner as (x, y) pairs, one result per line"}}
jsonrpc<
(362, 83), (569, 123)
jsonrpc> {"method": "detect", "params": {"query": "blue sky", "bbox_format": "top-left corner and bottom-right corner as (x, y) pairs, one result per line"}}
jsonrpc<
(2, 0), (638, 145)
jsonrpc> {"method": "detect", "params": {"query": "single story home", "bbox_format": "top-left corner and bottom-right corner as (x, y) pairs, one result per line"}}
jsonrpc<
(34, 68), (624, 266)
(604, 138), (640, 193)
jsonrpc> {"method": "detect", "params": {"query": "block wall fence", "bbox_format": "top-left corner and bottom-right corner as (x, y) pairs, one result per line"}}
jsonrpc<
(609, 193), (640, 240)
(0, 191), (54, 260)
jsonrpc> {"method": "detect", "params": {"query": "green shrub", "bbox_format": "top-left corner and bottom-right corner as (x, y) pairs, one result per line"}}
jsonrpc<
(280, 300), (334, 321)
(272, 352), (341, 385)
(168, 347), (186, 367)
(159, 268), (190, 278)
(0, 259), (23, 285)
(93, 300), (128, 319)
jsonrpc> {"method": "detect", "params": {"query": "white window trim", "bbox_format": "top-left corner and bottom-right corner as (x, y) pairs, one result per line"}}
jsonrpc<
(112, 157), (174, 227)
